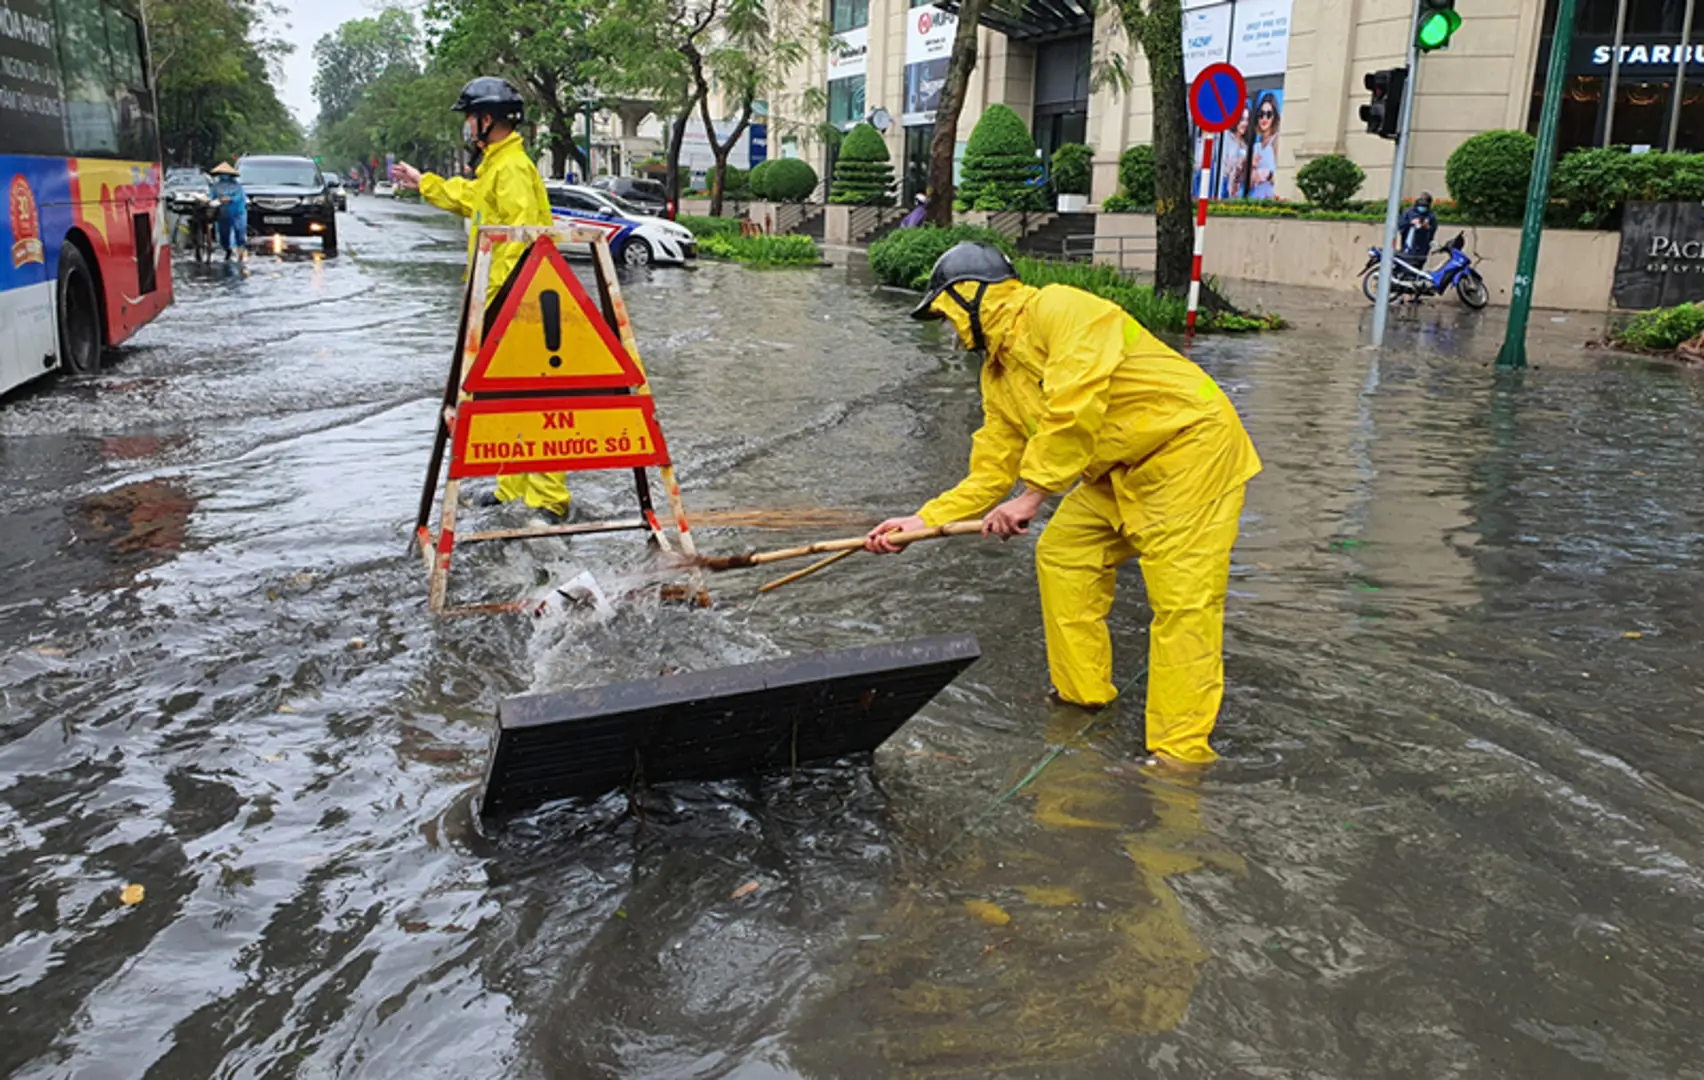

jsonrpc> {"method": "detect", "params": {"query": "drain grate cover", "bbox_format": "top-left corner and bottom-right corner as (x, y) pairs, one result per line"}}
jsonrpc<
(479, 635), (981, 820)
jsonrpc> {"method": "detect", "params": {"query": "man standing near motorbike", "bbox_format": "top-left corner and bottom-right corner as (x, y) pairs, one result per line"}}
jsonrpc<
(1399, 192), (1438, 260)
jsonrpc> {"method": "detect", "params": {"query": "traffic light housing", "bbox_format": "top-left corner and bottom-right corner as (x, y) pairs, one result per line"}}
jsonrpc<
(1416, 0), (1460, 52)
(1361, 67), (1408, 140)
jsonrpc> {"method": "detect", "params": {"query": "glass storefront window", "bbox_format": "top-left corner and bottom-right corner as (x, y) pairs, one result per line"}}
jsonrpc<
(830, 0), (867, 32)
(828, 75), (866, 129)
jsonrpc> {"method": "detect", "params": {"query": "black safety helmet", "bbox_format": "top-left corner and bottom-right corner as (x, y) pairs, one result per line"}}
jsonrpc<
(453, 76), (526, 123)
(910, 241), (1018, 352)
(1416, 191), (1434, 209)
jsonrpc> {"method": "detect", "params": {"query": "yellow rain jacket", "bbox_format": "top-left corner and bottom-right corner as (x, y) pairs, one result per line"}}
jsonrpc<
(919, 280), (1261, 760)
(419, 133), (570, 515)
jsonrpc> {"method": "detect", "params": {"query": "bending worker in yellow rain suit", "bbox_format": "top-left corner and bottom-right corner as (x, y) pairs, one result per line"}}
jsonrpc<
(869, 243), (1261, 767)
(393, 77), (572, 519)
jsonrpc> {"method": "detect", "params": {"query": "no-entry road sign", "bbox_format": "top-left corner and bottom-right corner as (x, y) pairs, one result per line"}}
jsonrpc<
(1189, 63), (1247, 134)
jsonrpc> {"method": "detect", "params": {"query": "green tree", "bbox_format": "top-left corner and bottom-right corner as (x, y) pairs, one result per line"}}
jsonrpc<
(425, 0), (610, 178)
(312, 9), (420, 130)
(1107, 0), (1191, 296)
(923, 0), (991, 226)
(148, 0), (301, 164)
(828, 121), (894, 205)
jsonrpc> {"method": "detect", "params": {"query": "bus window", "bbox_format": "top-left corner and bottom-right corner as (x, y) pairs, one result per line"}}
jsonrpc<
(54, 0), (118, 155)
(106, 8), (152, 160)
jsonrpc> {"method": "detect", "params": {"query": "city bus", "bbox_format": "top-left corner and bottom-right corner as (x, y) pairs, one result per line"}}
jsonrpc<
(0, 0), (171, 396)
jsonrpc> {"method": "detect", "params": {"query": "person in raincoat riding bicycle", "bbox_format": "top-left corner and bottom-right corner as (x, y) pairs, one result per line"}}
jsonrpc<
(868, 242), (1261, 768)
(392, 77), (571, 519)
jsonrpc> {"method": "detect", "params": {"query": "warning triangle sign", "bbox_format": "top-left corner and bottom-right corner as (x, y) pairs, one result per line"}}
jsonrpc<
(463, 238), (646, 393)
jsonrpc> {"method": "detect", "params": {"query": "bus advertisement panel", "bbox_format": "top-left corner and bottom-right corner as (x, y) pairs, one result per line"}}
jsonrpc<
(0, 0), (171, 396)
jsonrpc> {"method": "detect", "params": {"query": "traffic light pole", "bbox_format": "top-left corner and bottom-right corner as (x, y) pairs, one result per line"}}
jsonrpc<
(1371, 0), (1425, 349)
(1496, 0), (1580, 369)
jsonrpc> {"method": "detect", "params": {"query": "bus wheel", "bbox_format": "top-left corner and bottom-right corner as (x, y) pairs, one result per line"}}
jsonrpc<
(57, 245), (102, 374)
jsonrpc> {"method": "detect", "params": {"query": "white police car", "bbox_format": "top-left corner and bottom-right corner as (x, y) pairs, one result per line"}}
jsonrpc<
(544, 182), (697, 267)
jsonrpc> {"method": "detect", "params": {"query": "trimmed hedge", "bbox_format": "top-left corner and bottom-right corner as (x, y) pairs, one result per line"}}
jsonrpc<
(1050, 143), (1093, 197)
(678, 214), (743, 239)
(1446, 130), (1535, 225)
(868, 224), (1016, 290)
(956, 104), (1045, 212)
(1550, 148), (1704, 229)
(830, 122), (895, 206)
(868, 226), (1281, 334)
(700, 232), (821, 266)
(753, 157), (818, 202)
(1295, 154), (1365, 210)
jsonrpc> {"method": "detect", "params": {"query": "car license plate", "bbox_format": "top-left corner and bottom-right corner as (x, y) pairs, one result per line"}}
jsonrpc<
(264, 215), (292, 225)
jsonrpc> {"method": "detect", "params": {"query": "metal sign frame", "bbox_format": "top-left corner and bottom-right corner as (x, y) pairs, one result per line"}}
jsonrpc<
(413, 225), (705, 615)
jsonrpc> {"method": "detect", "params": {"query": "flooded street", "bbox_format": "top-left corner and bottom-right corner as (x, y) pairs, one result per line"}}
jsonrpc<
(3, 198), (1704, 1079)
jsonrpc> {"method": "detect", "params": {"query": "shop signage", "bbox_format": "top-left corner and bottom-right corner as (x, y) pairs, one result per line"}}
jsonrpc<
(828, 27), (868, 81)
(1183, 0), (1291, 82)
(1613, 201), (1704, 309)
(902, 6), (954, 125)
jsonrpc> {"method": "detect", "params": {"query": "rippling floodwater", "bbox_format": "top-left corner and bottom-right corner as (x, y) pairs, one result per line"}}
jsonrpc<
(3, 201), (1703, 1079)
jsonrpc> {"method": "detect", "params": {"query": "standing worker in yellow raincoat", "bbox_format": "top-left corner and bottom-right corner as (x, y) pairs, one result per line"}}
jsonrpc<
(868, 243), (1261, 767)
(393, 77), (573, 519)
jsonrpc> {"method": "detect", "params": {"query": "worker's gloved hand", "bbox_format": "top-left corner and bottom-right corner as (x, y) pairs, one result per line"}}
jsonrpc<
(866, 515), (925, 554)
(984, 488), (1048, 539)
(392, 162), (423, 189)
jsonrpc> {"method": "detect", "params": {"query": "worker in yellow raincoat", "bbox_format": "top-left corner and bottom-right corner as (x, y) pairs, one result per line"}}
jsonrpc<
(868, 243), (1261, 767)
(393, 77), (572, 519)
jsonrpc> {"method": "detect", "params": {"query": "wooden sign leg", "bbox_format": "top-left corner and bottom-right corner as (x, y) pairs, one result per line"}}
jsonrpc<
(590, 239), (708, 603)
(415, 273), (475, 557)
(430, 235), (498, 613)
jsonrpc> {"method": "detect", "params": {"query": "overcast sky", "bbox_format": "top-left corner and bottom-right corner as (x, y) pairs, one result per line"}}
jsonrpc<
(273, 0), (402, 126)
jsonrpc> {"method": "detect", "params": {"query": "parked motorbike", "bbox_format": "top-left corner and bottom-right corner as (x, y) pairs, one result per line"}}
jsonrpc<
(1360, 231), (1489, 310)
(165, 191), (219, 264)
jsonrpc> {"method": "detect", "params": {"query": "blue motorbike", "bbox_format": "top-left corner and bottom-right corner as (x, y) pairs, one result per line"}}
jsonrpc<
(1360, 231), (1489, 310)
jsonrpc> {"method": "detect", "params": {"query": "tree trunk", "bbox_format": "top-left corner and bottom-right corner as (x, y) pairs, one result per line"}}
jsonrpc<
(1138, 0), (1192, 296)
(924, 0), (990, 227)
(699, 91), (753, 218)
(665, 106), (695, 215)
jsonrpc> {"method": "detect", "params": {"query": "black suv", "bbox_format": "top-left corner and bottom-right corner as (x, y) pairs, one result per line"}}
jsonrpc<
(591, 176), (670, 215)
(238, 155), (339, 256)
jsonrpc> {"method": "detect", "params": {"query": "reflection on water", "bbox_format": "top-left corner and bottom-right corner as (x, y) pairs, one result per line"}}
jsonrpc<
(2, 202), (1703, 1078)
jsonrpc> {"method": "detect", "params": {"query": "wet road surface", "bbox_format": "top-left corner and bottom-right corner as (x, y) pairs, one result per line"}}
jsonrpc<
(3, 198), (1704, 1078)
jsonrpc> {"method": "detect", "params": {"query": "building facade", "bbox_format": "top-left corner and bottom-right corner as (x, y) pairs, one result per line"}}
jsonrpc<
(765, 0), (1704, 209)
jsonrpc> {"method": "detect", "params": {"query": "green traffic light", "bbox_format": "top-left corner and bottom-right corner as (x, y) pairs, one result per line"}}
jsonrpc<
(1416, 9), (1461, 50)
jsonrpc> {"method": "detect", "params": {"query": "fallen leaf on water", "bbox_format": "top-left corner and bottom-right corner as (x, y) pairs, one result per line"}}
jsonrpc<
(347, 638), (366, 650)
(263, 754), (284, 762)
(731, 881), (760, 900)
(277, 704), (298, 714)
(1019, 886), (1081, 907)
(964, 899), (1011, 926)
(119, 884), (145, 906)
(1622, 631), (1644, 640)
(1255, 561), (1275, 571)
(32, 645), (67, 657)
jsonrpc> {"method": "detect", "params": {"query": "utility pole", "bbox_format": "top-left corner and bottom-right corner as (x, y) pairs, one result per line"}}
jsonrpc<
(1602, 0), (1628, 146)
(1667, 0), (1697, 152)
(1496, 0), (1580, 369)
(1370, 0), (1424, 349)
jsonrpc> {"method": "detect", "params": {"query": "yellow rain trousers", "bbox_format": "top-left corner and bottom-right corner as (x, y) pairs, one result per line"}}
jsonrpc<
(918, 280), (1261, 762)
(420, 132), (571, 516)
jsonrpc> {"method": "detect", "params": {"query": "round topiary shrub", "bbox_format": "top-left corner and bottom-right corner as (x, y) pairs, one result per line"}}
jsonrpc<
(747, 160), (774, 199)
(829, 122), (896, 206)
(1295, 153), (1365, 209)
(761, 157), (819, 202)
(1049, 143), (1093, 197)
(1116, 144), (1156, 209)
(956, 104), (1045, 212)
(1445, 130), (1536, 224)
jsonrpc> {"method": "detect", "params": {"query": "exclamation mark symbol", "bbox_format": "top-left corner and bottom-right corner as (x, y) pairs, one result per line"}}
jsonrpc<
(541, 290), (562, 368)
